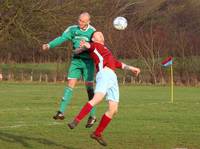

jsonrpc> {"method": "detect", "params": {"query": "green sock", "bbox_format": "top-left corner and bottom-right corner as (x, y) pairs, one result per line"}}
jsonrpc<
(59, 87), (73, 113)
(90, 106), (96, 117)
(86, 86), (96, 117)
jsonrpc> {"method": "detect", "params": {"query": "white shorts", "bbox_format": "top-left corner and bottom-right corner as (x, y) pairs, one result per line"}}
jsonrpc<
(95, 67), (119, 102)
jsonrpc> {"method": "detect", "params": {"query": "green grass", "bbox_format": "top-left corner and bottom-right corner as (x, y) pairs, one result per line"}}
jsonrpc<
(0, 82), (200, 149)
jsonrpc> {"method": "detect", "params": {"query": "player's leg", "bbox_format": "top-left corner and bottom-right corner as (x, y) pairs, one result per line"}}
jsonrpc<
(93, 101), (118, 136)
(53, 59), (81, 120)
(67, 68), (112, 129)
(85, 81), (97, 128)
(90, 68), (119, 146)
(82, 59), (97, 128)
(91, 100), (118, 146)
(53, 79), (77, 120)
(67, 92), (105, 129)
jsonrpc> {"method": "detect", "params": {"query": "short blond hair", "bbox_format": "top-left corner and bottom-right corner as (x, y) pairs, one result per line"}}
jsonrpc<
(79, 12), (91, 20)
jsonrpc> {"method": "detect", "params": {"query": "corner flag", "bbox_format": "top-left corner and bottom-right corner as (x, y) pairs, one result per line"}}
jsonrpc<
(162, 56), (173, 67)
(162, 56), (174, 103)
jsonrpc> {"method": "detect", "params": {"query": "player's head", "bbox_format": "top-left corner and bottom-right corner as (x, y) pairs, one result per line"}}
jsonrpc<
(78, 12), (91, 30)
(92, 31), (105, 44)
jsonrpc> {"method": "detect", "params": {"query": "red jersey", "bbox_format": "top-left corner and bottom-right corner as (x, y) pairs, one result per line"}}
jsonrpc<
(88, 42), (122, 72)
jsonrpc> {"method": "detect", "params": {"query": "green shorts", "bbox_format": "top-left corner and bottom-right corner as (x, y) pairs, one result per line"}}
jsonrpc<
(67, 58), (95, 82)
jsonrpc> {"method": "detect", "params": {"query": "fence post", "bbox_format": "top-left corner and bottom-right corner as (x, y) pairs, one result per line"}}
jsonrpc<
(122, 76), (125, 85)
(53, 73), (57, 83)
(8, 72), (13, 81)
(30, 72), (33, 82)
(0, 73), (3, 81)
(131, 76), (135, 84)
(21, 71), (24, 81)
(39, 73), (42, 82)
(45, 74), (48, 82)
(62, 74), (65, 83)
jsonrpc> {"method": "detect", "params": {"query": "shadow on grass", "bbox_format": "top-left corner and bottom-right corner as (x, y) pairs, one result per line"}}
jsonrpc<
(0, 131), (78, 149)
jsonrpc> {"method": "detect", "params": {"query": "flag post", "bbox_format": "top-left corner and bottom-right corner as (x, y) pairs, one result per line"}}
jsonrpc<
(162, 56), (174, 103)
(170, 64), (174, 103)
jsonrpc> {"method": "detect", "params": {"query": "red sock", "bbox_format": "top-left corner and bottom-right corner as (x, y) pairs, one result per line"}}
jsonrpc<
(75, 102), (93, 122)
(94, 114), (111, 137)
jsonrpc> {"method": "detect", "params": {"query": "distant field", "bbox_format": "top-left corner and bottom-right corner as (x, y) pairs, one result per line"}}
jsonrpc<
(0, 82), (200, 149)
(1, 57), (200, 72)
(0, 63), (67, 73)
(1, 57), (200, 84)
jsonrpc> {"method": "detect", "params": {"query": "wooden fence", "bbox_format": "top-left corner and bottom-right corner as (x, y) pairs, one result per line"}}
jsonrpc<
(0, 71), (199, 86)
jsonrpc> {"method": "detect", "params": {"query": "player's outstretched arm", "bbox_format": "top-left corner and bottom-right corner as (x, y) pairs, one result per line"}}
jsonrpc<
(44, 26), (73, 49)
(42, 34), (68, 51)
(48, 34), (68, 49)
(114, 58), (140, 76)
(122, 63), (141, 76)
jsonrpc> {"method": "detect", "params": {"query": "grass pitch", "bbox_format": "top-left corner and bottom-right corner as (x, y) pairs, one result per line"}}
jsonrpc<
(0, 82), (200, 149)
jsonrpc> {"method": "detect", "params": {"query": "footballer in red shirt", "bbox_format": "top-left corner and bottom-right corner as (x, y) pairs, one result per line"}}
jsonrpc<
(68, 31), (140, 146)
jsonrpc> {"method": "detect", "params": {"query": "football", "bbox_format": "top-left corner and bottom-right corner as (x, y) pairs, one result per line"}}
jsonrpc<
(113, 16), (128, 30)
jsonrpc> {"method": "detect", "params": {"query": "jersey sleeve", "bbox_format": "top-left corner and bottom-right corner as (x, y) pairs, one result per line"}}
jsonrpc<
(114, 57), (123, 69)
(88, 42), (95, 52)
(48, 26), (72, 49)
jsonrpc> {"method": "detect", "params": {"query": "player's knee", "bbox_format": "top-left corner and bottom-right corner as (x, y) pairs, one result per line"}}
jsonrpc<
(67, 79), (77, 88)
(89, 92), (104, 106)
(61, 96), (66, 101)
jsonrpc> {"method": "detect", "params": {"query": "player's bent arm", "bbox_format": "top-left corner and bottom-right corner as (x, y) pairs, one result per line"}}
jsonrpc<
(80, 40), (91, 49)
(73, 47), (88, 54)
(73, 40), (91, 54)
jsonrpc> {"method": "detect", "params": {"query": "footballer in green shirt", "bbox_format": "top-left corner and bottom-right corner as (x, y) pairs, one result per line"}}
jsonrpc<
(42, 12), (96, 128)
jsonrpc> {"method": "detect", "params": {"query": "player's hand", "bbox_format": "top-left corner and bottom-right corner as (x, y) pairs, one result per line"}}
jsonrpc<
(80, 40), (86, 47)
(130, 66), (140, 76)
(80, 40), (90, 49)
(42, 44), (49, 51)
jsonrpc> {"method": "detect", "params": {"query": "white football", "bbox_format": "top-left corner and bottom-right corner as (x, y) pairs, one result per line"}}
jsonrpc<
(113, 16), (128, 30)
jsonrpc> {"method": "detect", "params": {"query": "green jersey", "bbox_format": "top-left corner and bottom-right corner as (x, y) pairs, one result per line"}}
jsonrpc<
(48, 25), (95, 59)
